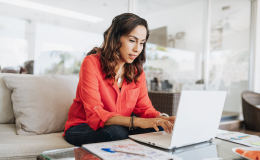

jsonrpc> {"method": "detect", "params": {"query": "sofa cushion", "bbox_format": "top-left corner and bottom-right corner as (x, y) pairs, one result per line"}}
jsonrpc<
(0, 124), (74, 160)
(4, 75), (78, 135)
(0, 73), (32, 124)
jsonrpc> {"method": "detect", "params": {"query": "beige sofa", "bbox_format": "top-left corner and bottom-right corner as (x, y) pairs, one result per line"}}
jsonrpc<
(0, 73), (180, 160)
(0, 73), (78, 160)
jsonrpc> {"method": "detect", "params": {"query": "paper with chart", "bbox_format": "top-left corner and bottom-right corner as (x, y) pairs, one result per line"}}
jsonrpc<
(82, 139), (182, 160)
(217, 132), (260, 148)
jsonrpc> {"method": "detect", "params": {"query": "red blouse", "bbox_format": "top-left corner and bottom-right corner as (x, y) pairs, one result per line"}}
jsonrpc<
(63, 54), (160, 136)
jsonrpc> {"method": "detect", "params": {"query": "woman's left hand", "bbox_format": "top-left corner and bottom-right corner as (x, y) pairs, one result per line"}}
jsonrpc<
(160, 116), (176, 125)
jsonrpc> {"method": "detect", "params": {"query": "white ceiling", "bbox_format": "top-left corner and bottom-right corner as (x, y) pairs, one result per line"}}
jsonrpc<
(0, 0), (204, 33)
(137, 0), (196, 15)
(0, 0), (251, 35)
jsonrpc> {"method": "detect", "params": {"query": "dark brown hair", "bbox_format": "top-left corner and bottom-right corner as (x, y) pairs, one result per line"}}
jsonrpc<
(87, 13), (149, 84)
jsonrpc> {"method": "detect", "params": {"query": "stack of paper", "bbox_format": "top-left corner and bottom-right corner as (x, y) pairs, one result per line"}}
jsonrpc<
(82, 139), (182, 160)
(217, 132), (260, 148)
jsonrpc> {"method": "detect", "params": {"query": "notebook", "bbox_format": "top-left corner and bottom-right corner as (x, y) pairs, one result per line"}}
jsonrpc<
(129, 90), (227, 149)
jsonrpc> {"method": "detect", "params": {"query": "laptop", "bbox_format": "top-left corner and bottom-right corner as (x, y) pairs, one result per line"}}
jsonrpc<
(129, 90), (227, 149)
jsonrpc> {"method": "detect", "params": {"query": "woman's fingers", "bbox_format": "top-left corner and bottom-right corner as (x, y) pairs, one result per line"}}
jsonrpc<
(170, 116), (176, 124)
(140, 118), (174, 133)
(153, 124), (159, 132)
(164, 120), (173, 133)
(169, 121), (173, 131)
(157, 120), (170, 133)
(162, 116), (176, 124)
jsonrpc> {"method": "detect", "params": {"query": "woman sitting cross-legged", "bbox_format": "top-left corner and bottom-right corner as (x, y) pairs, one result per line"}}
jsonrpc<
(63, 13), (176, 146)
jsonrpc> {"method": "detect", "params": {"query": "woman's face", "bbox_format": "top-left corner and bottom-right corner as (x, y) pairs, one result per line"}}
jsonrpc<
(119, 25), (147, 64)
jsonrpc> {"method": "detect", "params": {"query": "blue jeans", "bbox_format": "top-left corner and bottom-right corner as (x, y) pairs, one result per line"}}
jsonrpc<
(64, 123), (163, 146)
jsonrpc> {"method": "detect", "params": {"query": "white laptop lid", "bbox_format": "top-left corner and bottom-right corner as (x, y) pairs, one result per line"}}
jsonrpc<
(170, 90), (226, 148)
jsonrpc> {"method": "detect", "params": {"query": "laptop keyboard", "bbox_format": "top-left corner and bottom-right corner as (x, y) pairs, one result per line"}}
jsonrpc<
(142, 132), (172, 146)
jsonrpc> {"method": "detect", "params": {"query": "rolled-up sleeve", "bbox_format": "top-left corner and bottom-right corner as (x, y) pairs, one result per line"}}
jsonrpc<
(133, 72), (161, 118)
(80, 57), (119, 130)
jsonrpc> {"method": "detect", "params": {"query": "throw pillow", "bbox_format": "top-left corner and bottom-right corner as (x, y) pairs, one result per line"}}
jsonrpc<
(4, 75), (78, 135)
(0, 73), (30, 123)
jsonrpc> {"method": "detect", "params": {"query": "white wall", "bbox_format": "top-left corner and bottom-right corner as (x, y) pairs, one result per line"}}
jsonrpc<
(34, 24), (103, 59)
(0, 16), (28, 68)
(141, 0), (204, 53)
(253, 0), (260, 93)
(33, 23), (103, 75)
(142, 0), (252, 113)
(222, 29), (250, 52)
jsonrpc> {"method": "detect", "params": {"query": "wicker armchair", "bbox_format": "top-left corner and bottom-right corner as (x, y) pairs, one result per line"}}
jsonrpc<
(148, 91), (180, 116)
(242, 91), (260, 131)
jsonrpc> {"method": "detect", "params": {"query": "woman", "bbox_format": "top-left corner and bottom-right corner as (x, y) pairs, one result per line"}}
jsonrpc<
(64, 13), (176, 146)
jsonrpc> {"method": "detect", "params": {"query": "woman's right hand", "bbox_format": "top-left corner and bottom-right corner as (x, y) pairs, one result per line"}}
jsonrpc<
(134, 118), (174, 133)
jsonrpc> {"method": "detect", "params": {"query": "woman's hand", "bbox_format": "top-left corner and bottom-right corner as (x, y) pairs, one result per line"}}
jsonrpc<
(160, 116), (176, 125)
(134, 117), (174, 133)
